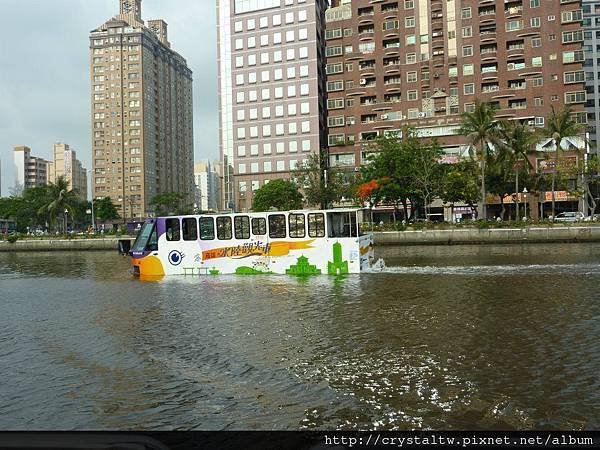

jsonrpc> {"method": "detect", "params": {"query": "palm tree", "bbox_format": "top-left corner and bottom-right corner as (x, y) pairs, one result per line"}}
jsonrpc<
(543, 106), (585, 220)
(497, 120), (539, 220)
(38, 176), (79, 232)
(457, 100), (500, 219)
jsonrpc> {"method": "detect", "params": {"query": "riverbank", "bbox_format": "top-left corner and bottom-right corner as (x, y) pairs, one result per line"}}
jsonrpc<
(374, 226), (600, 245)
(1, 226), (599, 251)
(0, 236), (133, 252)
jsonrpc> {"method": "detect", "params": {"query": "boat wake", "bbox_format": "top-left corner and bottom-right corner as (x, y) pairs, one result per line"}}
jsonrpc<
(363, 263), (600, 276)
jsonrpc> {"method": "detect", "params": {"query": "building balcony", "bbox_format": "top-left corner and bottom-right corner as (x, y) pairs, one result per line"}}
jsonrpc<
(346, 87), (368, 96)
(480, 48), (497, 58)
(504, 7), (523, 18)
(516, 27), (541, 38)
(506, 48), (525, 58)
(372, 103), (393, 111)
(518, 69), (543, 77)
(491, 90), (517, 99)
(480, 31), (497, 42)
(495, 109), (517, 118)
(481, 54), (498, 62)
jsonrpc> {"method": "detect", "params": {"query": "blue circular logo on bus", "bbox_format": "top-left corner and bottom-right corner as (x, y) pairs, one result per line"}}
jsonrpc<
(168, 250), (183, 266)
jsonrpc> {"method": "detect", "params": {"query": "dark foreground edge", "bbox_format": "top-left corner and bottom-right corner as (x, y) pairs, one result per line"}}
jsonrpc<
(0, 431), (598, 450)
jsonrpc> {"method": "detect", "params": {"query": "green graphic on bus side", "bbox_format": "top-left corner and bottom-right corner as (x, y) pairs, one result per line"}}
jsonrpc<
(328, 242), (349, 275)
(286, 255), (322, 276)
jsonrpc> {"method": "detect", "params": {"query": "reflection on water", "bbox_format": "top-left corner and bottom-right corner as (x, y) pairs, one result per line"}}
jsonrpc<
(0, 244), (599, 430)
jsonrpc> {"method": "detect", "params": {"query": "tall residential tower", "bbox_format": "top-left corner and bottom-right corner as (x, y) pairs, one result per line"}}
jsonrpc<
(325, 0), (586, 169)
(90, 0), (194, 220)
(217, 0), (329, 211)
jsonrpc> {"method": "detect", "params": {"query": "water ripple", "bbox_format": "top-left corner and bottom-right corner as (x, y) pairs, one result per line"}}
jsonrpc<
(0, 246), (599, 430)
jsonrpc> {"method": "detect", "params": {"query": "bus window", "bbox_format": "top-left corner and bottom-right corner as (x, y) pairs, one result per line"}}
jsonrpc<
(132, 221), (156, 252)
(308, 213), (325, 238)
(268, 214), (286, 238)
(199, 217), (215, 240)
(252, 217), (266, 235)
(182, 218), (198, 241)
(165, 218), (181, 241)
(217, 216), (232, 240)
(289, 213), (306, 238)
(327, 212), (357, 238)
(234, 216), (250, 239)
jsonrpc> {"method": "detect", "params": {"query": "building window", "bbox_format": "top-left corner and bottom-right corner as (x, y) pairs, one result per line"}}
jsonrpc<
(405, 17), (415, 27)
(464, 83), (475, 95)
(462, 27), (472, 38)
(326, 46), (343, 57)
(462, 46), (473, 57)
(461, 7), (472, 19)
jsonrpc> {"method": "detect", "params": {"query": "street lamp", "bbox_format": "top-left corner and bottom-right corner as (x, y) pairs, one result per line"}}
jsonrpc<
(64, 208), (69, 234)
(523, 188), (528, 221)
(87, 170), (96, 233)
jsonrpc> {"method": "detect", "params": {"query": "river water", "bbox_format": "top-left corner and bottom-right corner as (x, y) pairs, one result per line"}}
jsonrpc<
(0, 244), (599, 430)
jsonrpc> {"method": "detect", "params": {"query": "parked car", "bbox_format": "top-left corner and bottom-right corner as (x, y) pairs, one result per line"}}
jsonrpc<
(584, 214), (600, 222)
(553, 212), (585, 222)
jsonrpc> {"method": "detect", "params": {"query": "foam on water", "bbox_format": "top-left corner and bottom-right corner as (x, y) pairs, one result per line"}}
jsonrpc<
(365, 263), (600, 276)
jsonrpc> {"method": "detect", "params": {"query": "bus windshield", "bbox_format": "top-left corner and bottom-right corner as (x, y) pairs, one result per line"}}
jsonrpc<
(132, 221), (157, 253)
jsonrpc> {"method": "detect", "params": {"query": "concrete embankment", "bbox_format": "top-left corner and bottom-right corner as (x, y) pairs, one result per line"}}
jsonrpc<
(0, 237), (134, 252)
(1, 228), (599, 251)
(374, 227), (600, 246)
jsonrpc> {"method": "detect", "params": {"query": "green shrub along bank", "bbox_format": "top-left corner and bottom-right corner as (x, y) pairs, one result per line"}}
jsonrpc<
(361, 219), (600, 233)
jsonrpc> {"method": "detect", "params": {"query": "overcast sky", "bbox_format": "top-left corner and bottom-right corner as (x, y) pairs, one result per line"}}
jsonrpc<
(0, 0), (218, 197)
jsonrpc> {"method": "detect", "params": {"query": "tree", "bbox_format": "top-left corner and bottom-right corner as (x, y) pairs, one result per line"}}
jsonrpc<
(497, 120), (539, 219)
(293, 152), (344, 209)
(409, 136), (444, 219)
(252, 179), (303, 212)
(441, 160), (480, 219)
(95, 197), (120, 222)
(581, 156), (600, 215)
(150, 192), (192, 216)
(542, 106), (585, 220)
(361, 129), (418, 221)
(457, 100), (501, 219)
(38, 176), (79, 232)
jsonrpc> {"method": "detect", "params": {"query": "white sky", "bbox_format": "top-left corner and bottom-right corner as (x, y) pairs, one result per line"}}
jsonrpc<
(0, 0), (218, 196)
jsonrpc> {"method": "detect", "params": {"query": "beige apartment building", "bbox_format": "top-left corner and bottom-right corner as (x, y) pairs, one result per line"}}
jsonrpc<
(217, 0), (329, 211)
(13, 146), (50, 192)
(48, 143), (88, 200)
(90, 0), (194, 220)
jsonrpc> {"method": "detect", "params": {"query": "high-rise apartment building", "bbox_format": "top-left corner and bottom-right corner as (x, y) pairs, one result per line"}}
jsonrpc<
(90, 0), (194, 220)
(48, 143), (88, 200)
(13, 146), (49, 192)
(194, 162), (220, 212)
(325, 0), (586, 169)
(583, 0), (600, 154)
(217, 0), (329, 211)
